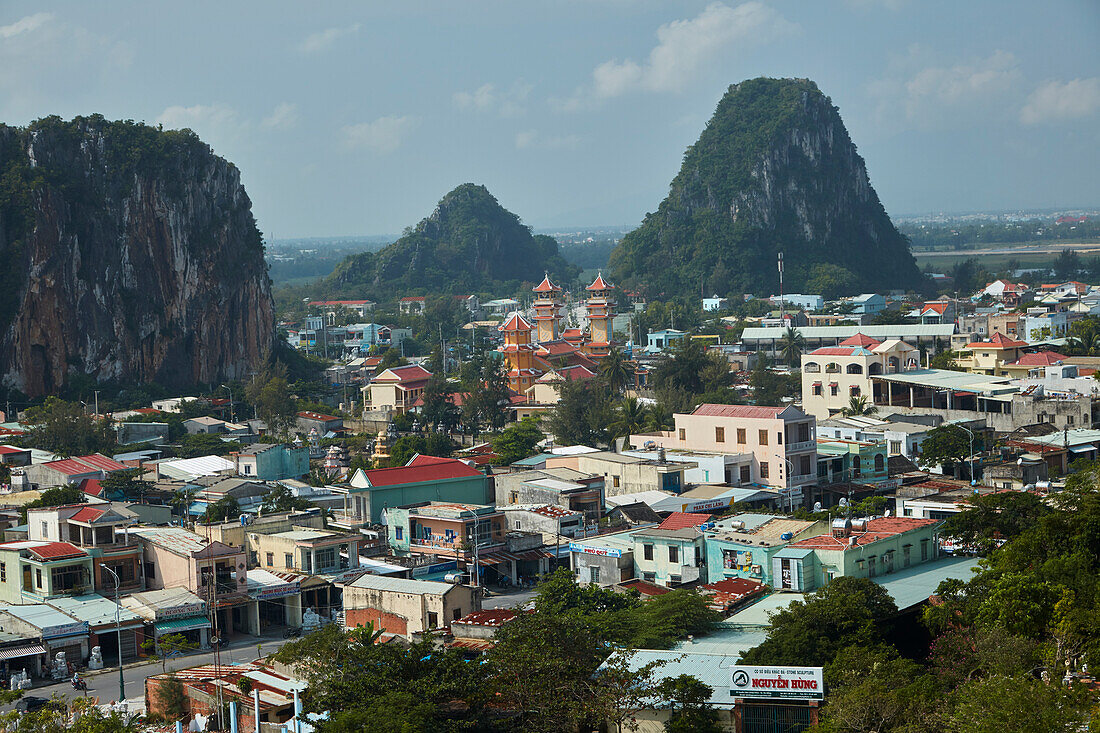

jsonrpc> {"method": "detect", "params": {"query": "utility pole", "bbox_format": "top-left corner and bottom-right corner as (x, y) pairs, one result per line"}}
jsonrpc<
(93, 390), (100, 418)
(101, 565), (126, 703)
(778, 251), (785, 328)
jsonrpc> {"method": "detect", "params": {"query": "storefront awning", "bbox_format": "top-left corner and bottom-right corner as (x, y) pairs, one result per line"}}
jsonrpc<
(154, 615), (211, 635)
(0, 644), (45, 660)
(1069, 445), (1097, 454)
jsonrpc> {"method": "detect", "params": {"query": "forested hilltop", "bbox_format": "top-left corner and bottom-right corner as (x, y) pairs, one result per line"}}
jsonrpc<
(609, 78), (924, 298)
(321, 184), (580, 299)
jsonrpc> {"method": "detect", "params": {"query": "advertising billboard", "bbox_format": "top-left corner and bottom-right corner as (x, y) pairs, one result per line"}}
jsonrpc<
(730, 665), (824, 701)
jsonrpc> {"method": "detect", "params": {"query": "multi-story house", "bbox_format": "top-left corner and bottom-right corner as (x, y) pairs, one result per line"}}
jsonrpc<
(815, 438), (890, 486)
(769, 516), (942, 592)
(955, 332), (1028, 375)
(233, 443), (309, 480)
(27, 504), (143, 595)
(364, 364), (433, 414)
(703, 514), (829, 587)
(631, 404), (818, 507)
(801, 333), (920, 418)
(385, 502), (505, 561)
(632, 513), (711, 588)
(0, 540), (94, 603)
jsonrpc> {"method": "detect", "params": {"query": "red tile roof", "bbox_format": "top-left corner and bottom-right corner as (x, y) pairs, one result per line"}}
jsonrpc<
(587, 272), (613, 290)
(618, 578), (671, 596)
(452, 609), (518, 627)
(375, 364), (433, 385)
(297, 410), (342, 422)
(532, 275), (561, 293)
(966, 332), (1027, 349)
(362, 458), (483, 487)
(920, 302), (948, 314)
(702, 577), (768, 611)
(25, 542), (86, 561)
(79, 478), (104, 496)
(789, 517), (938, 550)
(704, 577), (766, 596)
(68, 507), (106, 523)
(808, 346), (872, 356)
(1007, 351), (1067, 367)
(658, 512), (713, 530)
(839, 333), (881, 348)
(499, 313), (533, 332)
(400, 296), (426, 302)
(691, 404), (788, 419)
(0, 446), (28, 455)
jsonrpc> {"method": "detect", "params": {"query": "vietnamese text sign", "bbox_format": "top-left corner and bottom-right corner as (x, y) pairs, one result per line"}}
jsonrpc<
(568, 543), (622, 558)
(730, 665), (824, 700)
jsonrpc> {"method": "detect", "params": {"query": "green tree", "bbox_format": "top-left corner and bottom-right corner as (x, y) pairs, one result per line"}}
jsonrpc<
(460, 354), (510, 439)
(175, 432), (242, 458)
(589, 651), (668, 733)
(201, 496), (241, 524)
(929, 349), (965, 371)
(491, 416), (544, 465)
(546, 377), (615, 447)
(599, 347), (634, 394)
(740, 577), (899, 669)
(21, 485), (86, 521)
(749, 354), (799, 405)
(805, 263), (858, 300)
(377, 346), (408, 369)
(1053, 248), (1081, 281)
(611, 397), (649, 442)
(98, 468), (152, 502)
(941, 491), (1051, 554)
(383, 433), (458, 468)
(22, 397), (115, 457)
(245, 360), (298, 438)
(142, 632), (198, 675)
(418, 374), (460, 433)
(840, 395), (878, 417)
(660, 675), (723, 733)
(157, 674), (189, 721)
(816, 645), (940, 733)
(946, 674), (1095, 733)
(919, 424), (980, 471)
(777, 326), (805, 367)
(260, 484), (311, 513)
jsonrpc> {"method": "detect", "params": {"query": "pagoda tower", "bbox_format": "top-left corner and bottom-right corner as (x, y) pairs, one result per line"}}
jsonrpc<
(498, 311), (539, 394)
(531, 274), (563, 343)
(584, 271), (615, 358)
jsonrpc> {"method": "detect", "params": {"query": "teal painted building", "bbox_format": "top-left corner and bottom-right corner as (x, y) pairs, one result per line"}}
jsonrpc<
(346, 455), (491, 524)
(236, 443), (310, 481)
(703, 514), (830, 587)
(816, 438), (889, 485)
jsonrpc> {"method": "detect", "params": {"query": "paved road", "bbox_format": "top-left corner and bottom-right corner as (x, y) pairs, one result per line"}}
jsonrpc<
(15, 636), (291, 708)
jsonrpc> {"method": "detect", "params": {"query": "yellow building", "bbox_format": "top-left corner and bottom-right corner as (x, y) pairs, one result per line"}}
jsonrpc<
(956, 332), (1028, 376)
(499, 312), (540, 394)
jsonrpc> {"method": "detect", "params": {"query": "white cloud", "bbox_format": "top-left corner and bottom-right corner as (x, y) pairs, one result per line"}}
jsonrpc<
(453, 82), (531, 117)
(156, 103), (240, 132)
(515, 129), (581, 150)
(0, 12), (53, 38)
(562, 1), (795, 108)
(342, 115), (418, 154)
(262, 102), (299, 130)
(869, 48), (1022, 127)
(1020, 78), (1100, 125)
(298, 23), (360, 54)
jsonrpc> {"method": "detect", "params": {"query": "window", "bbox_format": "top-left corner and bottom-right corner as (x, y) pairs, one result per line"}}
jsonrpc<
(1068, 415), (1075, 426)
(799, 423), (810, 442)
(874, 454), (885, 472)
(715, 427), (725, 443)
(668, 545), (679, 563)
(428, 612), (438, 628)
(868, 556), (877, 578)
(889, 440), (902, 455)
(800, 455), (811, 476)
(759, 430), (768, 446)
(145, 562), (155, 580)
(515, 521), (522, 529)
(244, 464), (252, 475)
(104, 561), (135, 584)
(590, 567), (600, 584)
(804, 362), (821, 373)
(737, 428), (746, 444)
(266, 552), (274, 566)
(776, 431), (783, 445)
(846, 363), (863, 374)
(285, 553), (294, 568)
(249, 551), (258, 566)
(51, 565), (88, 592)
(453, 608), (462, 621)
(669, 575), (682, 586)
(613, 476), (620, 488)
(850, 386), (861, 397)
(830, 384), (839, 396)
(41, 522), (48, 538)
(760, 462), (770, 479)
(643, 572), (656, 582)
(678, 428), (686, 441)
(643, 544), (654, 560)
(35, 568), (42, 589)
(812, 384), (822, 396)
(903, 546), (911, 567)
(395, 527), (404, 540)
(0, 563), (5, 582)
(739, 465), (751, 484)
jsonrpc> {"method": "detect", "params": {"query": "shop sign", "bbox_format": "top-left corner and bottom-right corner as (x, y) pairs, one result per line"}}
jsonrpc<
(681, 498), (731, 513)
(413, 561), (457, 578)
(568, 543), (621, 558)
(255, 583), (300, 600)
(42, 621), (88, 639)
(156, 603), (206, 621)
(730, 666), (824, 700)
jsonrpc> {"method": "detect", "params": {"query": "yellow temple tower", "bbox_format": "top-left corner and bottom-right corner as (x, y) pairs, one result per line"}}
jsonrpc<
(531, 274), (563, 343)
(584, 272), (614, 357)
(498, 312), (539, 394)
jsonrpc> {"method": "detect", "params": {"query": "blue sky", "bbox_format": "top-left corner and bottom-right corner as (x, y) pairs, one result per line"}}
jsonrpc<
(2, 1), (1098, 237)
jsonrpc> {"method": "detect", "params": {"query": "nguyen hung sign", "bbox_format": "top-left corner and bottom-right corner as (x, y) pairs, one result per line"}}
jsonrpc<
(730, 666), (824, 701)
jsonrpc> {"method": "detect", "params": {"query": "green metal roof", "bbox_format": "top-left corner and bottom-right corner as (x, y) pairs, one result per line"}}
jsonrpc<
(871, 556), (980, 610)
(153, 615), (211, 634)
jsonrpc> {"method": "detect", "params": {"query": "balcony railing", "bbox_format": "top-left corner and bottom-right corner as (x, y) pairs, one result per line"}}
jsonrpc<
(786, 440), (816, 453)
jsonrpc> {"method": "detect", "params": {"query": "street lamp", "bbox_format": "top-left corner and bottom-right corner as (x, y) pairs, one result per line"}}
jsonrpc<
(954, 424), (978, 486)
(221, 384), (234, 423)
(100, 565), (126, 703)
(782, 458), (796, 513)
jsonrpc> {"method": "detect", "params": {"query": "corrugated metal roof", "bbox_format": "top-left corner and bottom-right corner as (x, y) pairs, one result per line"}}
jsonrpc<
(0, 603), (82, 630)
(130, 527), (211, 554)
(46, 594), (143, 627)
(727, 593), (805, 629)
(599, 650), (738, 707)
(345, 574), (455, 594)
(742, 324), (956, 339)
(872, 556), (980, 610)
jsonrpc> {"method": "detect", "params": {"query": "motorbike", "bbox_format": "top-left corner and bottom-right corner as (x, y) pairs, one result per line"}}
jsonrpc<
(71, 677), (87, 692)
(283, 626), (303, 639)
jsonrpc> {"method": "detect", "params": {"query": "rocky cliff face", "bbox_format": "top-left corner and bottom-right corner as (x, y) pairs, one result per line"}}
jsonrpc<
(609, 78), (923, 297)
(0, 115), (274, 397)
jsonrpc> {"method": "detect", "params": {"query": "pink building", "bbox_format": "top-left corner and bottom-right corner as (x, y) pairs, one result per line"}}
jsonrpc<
(631, 404), (817, 503)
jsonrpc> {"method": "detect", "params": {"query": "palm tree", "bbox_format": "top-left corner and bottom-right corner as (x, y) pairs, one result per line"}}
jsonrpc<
(840, 395), (878, 417)
(599, 347), (633, 393)
(611, 397), (648, 440)
(644, 402), (674, 432)
(778, 326), (805, 367)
